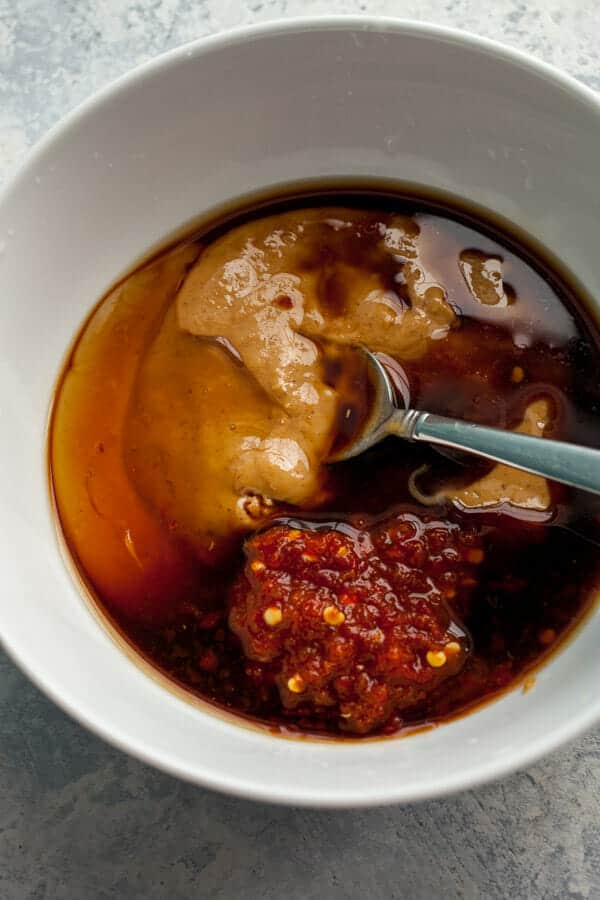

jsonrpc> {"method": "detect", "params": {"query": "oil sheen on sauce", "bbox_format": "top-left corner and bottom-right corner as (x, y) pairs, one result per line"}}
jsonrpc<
(49, 188), (600, 738)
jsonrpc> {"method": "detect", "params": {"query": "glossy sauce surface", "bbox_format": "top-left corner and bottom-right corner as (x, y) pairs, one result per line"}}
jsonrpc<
(50, 189), (600, 737)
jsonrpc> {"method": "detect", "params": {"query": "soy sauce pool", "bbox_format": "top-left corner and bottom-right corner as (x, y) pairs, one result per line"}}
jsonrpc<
(49, 185), (600, 738)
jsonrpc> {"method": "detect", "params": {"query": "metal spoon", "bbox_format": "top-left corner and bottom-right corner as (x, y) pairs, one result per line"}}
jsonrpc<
(330, 348), (600, 496)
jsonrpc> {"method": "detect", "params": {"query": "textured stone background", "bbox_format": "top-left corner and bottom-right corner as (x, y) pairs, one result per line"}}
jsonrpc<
(1, 2), (599, 898)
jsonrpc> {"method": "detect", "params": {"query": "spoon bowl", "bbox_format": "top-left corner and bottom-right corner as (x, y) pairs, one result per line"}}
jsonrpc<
(329, 350), (399, 462)
(331, 348), (600, 498)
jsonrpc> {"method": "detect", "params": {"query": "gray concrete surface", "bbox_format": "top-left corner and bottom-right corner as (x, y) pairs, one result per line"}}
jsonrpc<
(1, 1), (599, 897)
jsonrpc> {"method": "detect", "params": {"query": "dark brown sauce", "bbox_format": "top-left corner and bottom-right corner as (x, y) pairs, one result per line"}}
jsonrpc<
(48, 184), (600, 739)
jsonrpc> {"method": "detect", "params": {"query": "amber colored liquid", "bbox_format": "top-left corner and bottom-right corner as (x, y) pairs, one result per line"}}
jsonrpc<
(49, 187), (600, 738)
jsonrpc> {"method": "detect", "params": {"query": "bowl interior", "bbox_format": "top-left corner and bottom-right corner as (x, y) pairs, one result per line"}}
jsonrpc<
(1, 18), (599, 806)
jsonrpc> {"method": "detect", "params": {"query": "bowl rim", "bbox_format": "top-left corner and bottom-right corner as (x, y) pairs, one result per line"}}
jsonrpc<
(2, 14), (600, 807)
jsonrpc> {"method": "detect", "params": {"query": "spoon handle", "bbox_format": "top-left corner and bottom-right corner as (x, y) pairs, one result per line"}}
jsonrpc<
(393, 410), (600, 496)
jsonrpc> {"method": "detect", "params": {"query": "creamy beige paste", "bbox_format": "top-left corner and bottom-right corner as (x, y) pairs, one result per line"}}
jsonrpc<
(123, 207), (549, 556)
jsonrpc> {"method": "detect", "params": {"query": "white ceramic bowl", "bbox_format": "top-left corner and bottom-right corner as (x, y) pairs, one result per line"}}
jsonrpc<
(1, 17), (599, 807)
